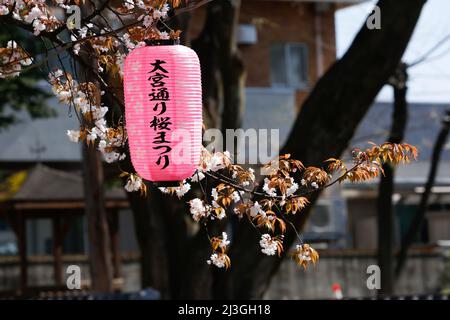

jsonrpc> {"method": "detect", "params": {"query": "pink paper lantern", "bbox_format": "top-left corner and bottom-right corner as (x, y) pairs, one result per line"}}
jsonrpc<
(124, 44), (202, 182)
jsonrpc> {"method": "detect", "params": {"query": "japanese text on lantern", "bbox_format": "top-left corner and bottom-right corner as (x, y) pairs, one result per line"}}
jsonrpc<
(148, 59), (172, 169)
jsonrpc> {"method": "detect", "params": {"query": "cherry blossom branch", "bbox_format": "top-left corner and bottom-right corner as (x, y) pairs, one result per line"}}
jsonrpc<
(36, 0), (214, 53)
(274, 203), (303, 244)
(203, 160), (364, 201)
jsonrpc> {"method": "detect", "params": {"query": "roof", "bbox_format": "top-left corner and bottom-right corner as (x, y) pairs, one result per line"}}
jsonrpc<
(10, 164), (125, 202)
(350, 102), (450, 162)
(0, 98), (81, 163)
(347, 102), (450, 186)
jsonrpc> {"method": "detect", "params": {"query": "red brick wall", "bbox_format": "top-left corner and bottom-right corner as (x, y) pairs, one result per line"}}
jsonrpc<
(239, 1), (336, 109)
(187, 1), (337, 110)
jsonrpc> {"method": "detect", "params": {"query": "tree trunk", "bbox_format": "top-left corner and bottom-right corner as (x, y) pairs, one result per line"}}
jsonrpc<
(82, 144), (113, 292)
(192, 0), (244, 133)
(377, 164), (395, 296)
(220, 0), (425, 299)
(126, 185), (171, 298)
(191, 11), (222, 130)
(377, 63), (408, 297)
(66, 2), (114, 293)
(216, 0), (245, 134)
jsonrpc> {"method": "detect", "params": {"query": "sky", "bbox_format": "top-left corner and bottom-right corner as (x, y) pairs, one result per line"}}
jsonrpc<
(335, 0), (450, 104)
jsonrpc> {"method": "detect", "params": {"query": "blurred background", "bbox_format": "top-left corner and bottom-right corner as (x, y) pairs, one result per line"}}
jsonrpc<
(0, 0), (449, 299)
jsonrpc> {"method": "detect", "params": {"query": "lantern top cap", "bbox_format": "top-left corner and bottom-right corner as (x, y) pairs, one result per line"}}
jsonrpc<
(144, 38), (180, 46)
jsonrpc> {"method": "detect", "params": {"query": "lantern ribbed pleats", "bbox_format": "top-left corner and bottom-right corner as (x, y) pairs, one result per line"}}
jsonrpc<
(124, 45), (202, 181)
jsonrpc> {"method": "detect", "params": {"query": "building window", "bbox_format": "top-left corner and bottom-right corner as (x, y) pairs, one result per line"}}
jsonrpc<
(309, 204), (331, 229)
(270, 43), (308, 89)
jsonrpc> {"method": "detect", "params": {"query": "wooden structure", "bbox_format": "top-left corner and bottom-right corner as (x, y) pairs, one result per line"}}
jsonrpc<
(0, 164), (128, 295)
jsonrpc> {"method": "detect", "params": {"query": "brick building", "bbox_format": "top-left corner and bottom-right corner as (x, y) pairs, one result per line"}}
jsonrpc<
(191, 0), (362, 110)
(239, 0), (338, 108)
